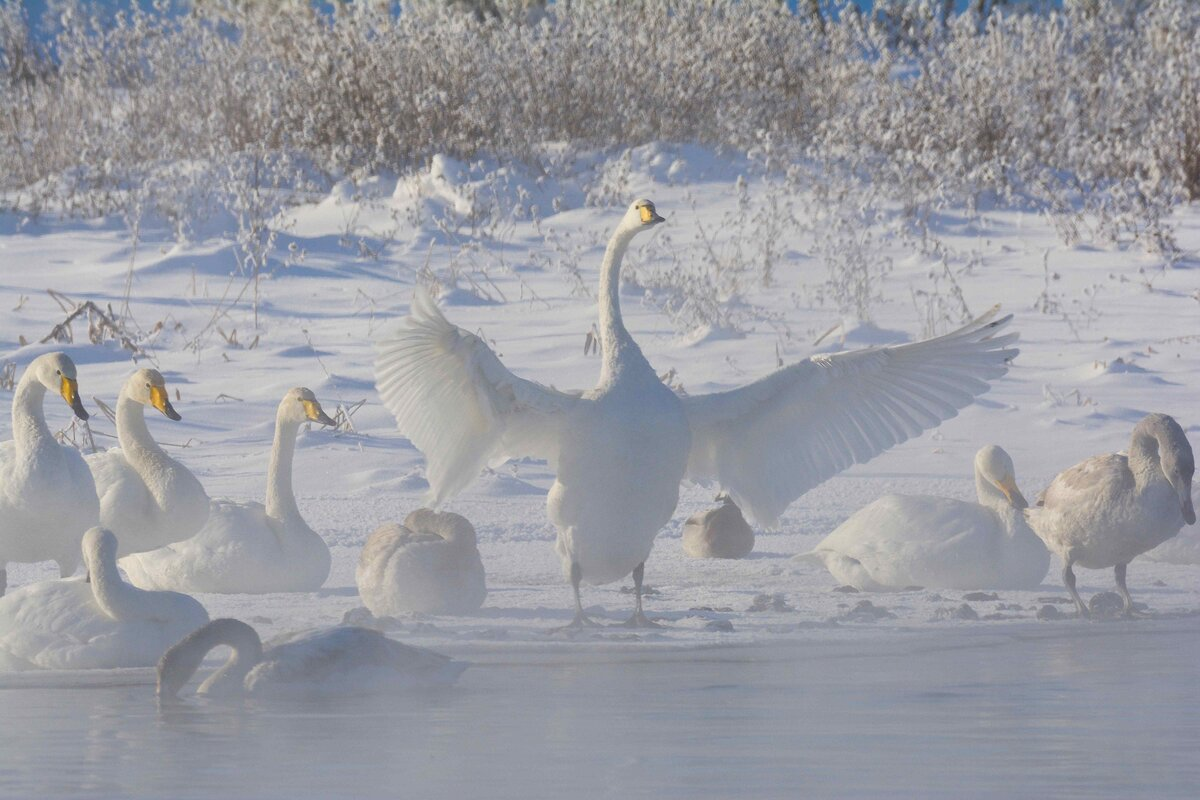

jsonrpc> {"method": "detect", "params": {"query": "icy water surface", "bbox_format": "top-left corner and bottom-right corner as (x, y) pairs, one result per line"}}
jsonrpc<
(1, 619), (1198, 799)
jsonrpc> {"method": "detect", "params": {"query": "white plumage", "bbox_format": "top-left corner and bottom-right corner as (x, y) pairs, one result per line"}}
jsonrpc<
(801, 445), (1048, 591)
(121, 388), (335, 594)
(357, 508), (487, 616)
(157, 618), (466, 700)
(0, 528), (208, 670)
(0, 352), (98, 594)
(86, 369), (210, 557)
(1027, 413), (1195, 616)
(375, 199), (1017, 626)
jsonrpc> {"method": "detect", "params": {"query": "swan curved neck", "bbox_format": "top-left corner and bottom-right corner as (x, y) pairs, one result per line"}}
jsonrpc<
(12, 372), (53, 452)
(974, 472), (1009, 511)
(1129, 431), (1164, 484)
(266, 418), (302, 523)
(116, 390), (171, 472)
(597, 227), (650, 384)
(161, 620), (264, 697)
(87, 542), (145, 621)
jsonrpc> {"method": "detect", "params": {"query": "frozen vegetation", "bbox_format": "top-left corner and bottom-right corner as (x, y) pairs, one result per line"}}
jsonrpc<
(0, 1), (1198, 797)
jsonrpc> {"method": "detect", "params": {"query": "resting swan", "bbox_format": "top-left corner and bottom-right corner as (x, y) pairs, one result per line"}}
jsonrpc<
(682, 494), (755, 559)
(157, 618), (466, 700)
(375, 199), (1017, 628)
(1027, 413), (1195, 616)
(86, 369), (209, 557)
(800, 445), (1049, 591)
(356, 508), (487, 616)
(0, 352), (97, 594)
(0, 528), (208, 670)
(121, 388), (335, 593)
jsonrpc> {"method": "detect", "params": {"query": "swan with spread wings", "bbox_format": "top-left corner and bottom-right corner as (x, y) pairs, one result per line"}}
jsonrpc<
(375, 200), (1018, 628)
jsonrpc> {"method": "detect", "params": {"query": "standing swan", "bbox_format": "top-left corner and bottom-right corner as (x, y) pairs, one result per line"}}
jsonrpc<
(0, 528), (208, 670)
(375, 199), (1017, 628)
(157, 618), (466, 700)
(86, 369), (209, 557)
(1027, 413), (1195, 616)
(0, 352), (97, 594)
(357, 508), (487, 616)
(121, 388), (335, 593)
(799, 446), (1048, 591)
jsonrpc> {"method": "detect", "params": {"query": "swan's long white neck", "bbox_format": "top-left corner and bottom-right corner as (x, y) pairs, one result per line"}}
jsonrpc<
(116, 389), (174, 498)
(86, 537), (150, 622)
(597, 226), (652, 385)
(265, 417), (302, 523)
(974, 471), (1010, 512)
(11, 372), (54, 454)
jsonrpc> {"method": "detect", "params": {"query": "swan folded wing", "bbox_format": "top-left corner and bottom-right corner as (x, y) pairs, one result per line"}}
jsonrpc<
(375, 291), (580, 504)
(683, 308), (1018, 528)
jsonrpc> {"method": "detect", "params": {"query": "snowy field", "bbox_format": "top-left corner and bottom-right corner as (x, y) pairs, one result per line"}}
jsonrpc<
(1, 144), (1198, 796)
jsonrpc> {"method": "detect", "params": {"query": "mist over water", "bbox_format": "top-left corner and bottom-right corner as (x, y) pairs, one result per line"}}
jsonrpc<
(2, 619), (1197, 799)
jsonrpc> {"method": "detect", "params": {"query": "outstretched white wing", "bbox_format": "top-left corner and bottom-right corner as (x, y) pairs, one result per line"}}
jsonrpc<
(683, 308), (1018, 528)
(374, 291), (580, 504)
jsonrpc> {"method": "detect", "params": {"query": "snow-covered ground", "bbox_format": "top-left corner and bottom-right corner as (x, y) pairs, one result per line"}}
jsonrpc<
(0, 146), (1198, 795)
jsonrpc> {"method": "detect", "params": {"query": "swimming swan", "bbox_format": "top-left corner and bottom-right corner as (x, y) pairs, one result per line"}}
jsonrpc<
(157, 618), (466, 700)
(121, 388), (335, 594)
(0, 352), (97, 594)
(356, 508), (487, 616)
(1027, 413), (1195, 616)
(0, 528), (208, 670)
(800, 445), (1049, 591)
(375, 200), (1017, 627)
(86, 369), (209, 558)
(682, 494), (755, 559)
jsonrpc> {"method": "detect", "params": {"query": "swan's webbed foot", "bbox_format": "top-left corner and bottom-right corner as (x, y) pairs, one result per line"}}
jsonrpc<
(617, 610), (663, 629)
(552, 612), (603, 633)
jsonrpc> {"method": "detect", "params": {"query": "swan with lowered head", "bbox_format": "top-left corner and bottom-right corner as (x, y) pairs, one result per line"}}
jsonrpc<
(357, 508), (487, 616)
(682, 494), (755, 559)
(0, 352), (97, 594)
(121, 388), (335, 593)
(374, 199), (1017, 628)
(1027, 413), (1195, 616)
(157, 618), (466, 700)
(86, 369), (209, 558)
(799, 445), (1048, 591)
(0, 527), (208, 670)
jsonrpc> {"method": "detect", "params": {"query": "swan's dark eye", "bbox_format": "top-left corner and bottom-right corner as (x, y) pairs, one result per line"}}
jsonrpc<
(56, 370), (61, 375)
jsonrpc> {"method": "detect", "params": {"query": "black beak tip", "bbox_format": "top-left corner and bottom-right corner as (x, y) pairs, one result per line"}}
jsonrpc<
(72, 403), (90, 422)
(165, 407), (183, 422)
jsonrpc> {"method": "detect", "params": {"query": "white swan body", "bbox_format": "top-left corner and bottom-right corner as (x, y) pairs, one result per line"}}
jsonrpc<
(1027, 413), (1195, 615)
(0, 352), (98, 592)
(86, 369), (209, 558)
(157, 618), (466, 700)
(0, 528), (208, 670)
(357, 508), (487, 616)
(121, 388), (335, 594)
(682, 495), (755, 559)
(375, 200), (1017, 625)
(803, 446), (1048, 591)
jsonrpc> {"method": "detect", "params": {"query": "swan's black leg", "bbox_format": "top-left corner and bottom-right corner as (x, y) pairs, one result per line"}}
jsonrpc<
(56, 560), (72, 579)
(553, 562), (599, 631)
(0, 567), (6, 597)
(620, 562), (662, 628)
(1064, 559), (1088, 617)
(1114, 563), (1143, 617)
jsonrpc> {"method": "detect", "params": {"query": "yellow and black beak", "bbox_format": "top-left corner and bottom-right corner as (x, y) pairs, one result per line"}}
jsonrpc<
(995, 476), (1028, 510)
(303, 399), (337, 427)
(149, 384), (182, 421)
(639, 204), (666, 225)
(60, 376), (88, 421)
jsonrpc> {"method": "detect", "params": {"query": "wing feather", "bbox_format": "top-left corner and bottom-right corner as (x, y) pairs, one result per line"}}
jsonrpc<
(683, 307), (1018, 527)
(374, 291), (579, 504)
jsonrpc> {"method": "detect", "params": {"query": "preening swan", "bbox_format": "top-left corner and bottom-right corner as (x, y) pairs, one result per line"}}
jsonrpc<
(0, 528), (208, 670)
(86, 369), (210, 558)
(157, 618), (466, 700)
(0, 352), (98, 595)
(800, 446), (1048, 591)
(357, 508), (487, 616)
(682, 494), (755, 559)
(121, 388), (335, 594)
(1027, 413), (1195, 616)
(375, 199), (1017, 628)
